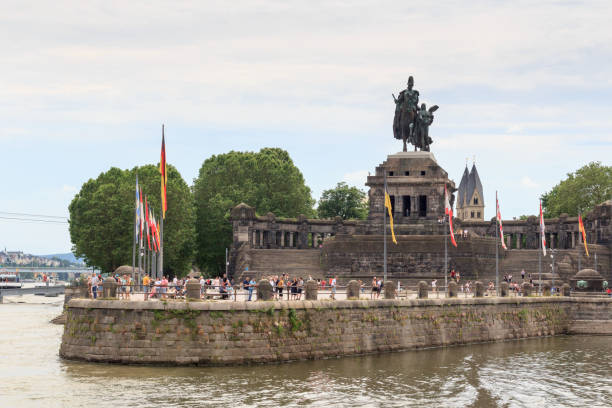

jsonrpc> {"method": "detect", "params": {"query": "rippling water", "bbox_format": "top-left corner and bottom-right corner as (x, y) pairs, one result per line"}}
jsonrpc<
(1, 298), (611, 407)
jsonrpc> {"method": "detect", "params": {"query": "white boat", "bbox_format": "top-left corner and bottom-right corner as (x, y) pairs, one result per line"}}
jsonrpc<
(0, 273), (23, 289)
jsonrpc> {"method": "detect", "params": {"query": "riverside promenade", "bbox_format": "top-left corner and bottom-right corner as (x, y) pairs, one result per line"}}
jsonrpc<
(59, 278), (612, 366)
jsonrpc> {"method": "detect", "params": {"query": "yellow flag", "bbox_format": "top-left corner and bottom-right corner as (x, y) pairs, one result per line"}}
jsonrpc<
(579, 214), (589, 257)
(384, 191), (397, 244)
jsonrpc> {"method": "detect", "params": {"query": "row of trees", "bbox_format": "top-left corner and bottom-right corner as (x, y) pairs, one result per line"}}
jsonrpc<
(68, 150), (609, 277)
(68, 148), (368, 276)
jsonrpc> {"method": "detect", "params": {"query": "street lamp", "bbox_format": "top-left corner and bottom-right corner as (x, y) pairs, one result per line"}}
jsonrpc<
(550, 249), (556, 295)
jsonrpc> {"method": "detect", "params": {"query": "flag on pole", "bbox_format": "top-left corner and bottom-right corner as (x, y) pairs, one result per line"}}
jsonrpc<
(139, 188), (144, 246)
(384, 190), (397, 244)
(145, 197), (151, 251)
(578, 214), (589, 257)
(539, 200), (546, 256)
(135, 176), (140, 243)
(496, 192), (507, 250)
(160, 127), (168, 219)
(155, 219), (161, 251)
(444, 185), (458, 247)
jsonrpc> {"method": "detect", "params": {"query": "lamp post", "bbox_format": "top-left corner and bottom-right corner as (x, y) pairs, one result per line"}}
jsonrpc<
(550, 249), (556, 295)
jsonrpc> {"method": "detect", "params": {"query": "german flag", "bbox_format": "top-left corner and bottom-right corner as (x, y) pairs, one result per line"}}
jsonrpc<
(160, 126), (168, 219)
(578, 214), (589, 257)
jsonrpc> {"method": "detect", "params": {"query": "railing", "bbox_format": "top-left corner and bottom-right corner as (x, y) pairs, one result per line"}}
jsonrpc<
(81, 281), (577, 302)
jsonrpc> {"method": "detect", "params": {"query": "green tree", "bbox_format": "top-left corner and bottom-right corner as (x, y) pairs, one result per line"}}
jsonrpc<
(68, 164), (195, 276)
(193, 148), (315, 274)
(542, 162), (612, 218)
(317, 182), (368, 220)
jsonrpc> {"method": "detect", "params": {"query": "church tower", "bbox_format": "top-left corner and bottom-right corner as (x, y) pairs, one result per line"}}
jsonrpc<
(456, 163), (484, 221)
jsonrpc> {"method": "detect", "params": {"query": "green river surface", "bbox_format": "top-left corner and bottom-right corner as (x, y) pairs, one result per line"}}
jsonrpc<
(1, 297), (611, 407)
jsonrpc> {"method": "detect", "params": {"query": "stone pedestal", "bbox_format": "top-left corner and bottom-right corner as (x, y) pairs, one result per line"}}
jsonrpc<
(384, 281), (396, 299)
(257, 280), (273, 301)
(346, 280), (360, 299)
(102, 277), (117, 298)
(418, 281), (428, 299)
(448, 281), (458, 297)
(474, 281), (484, 297)
(500, 282), (509, 297)
(522, 282), (532, 297)
(304, 280), (318, 300)
(542, 282), (551, 296)
(185, 279), (201, 299)
(562, 283), (571, 297)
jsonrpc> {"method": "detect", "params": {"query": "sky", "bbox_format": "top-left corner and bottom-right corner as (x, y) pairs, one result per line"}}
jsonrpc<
(1, 0), (611, 254)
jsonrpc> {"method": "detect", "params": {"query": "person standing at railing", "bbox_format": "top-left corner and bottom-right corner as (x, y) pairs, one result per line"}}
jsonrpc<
(91, 274), (98, 299)
(297, 277), (304, 300)
(276, 276), (284, 299)
(371, 277), (378, 299)
(143, 274), (150, 301)
(247, 277), (256, 301)
(330, 276), (337, 300)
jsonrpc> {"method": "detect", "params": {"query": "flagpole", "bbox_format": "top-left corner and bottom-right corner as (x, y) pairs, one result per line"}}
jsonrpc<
(495, 191), (499, 296)
(383, 172), (387, 285)
(132, 177), (137, 283)
(578, 230), (582, 273)
(444, 207), (448, 298)
(538, 231), (542, 296)
(160, 208), (164, 280)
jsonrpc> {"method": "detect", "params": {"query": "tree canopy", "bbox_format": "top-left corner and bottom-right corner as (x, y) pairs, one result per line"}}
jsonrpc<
(68, 164), (195, 276)
(317, 182), (368, 220)
(193, 148), (315, 274)
(542, 161), (612, 218)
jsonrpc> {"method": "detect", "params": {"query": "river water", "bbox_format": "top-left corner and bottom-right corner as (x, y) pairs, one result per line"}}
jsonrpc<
(1, 297), (611, 408)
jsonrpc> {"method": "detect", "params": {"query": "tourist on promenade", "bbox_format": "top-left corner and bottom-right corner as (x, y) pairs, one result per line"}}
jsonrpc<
(142, 274), (150, 300)
(371, 276), (378, 299)
(87, 276), (93, 298)
(330, 276), (337, 300)
(607, 287), (611, 297)
(161, 276), (169, 299)
(521, 269), (526, 281)
(431, 279), (437, 294)
(248, 277), (256, 301)
(456, 271), (460, 283)
(487, 281), (494, 296)
(298, 277), (304, 300)
(276, 276), (284, 298)
(91, 274), (99, 299)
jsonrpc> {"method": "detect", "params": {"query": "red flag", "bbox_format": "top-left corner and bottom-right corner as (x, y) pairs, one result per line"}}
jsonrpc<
(444, 185), (457, 247)
(160, 127), (168, 219)
(496, 192), (507, 250)
(145, 200), (151, 251)
(139, 188), (144, 245)
(539, 200), (546, 256)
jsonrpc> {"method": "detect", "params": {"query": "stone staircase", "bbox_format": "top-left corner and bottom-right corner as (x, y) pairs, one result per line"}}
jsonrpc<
(234, 249), (326, 282)
(498, 249), (562, 285)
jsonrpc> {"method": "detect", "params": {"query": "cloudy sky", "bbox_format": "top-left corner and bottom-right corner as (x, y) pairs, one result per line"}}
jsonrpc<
(2, 0), (611, 254)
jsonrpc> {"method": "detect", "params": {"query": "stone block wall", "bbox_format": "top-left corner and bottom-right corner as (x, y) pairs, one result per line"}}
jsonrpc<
(60, 297), (583, 366)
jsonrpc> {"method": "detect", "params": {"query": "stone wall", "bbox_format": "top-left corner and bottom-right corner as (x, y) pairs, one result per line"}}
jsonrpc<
(58, 297), (612, 366)
(569, 297), (612, 335)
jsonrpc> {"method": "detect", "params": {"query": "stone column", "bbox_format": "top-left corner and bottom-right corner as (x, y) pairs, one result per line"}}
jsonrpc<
(571, 231), (576, 248)
(289, 232), (294, 248)
(522, 282), (532, 296)
(517, 233), (521, 249)
(500, 281), (509, 297)
(102, 277), (117, 298)
(257, 280), (273, 301)
(384, 281), (396, 299)
(448, 281), (457, 297)
(346, 280), (360, 299)
(304, 280), (318, 300)
(259, 230), (264, 248)
(185, 279), (201, 299)
(562, 283), (571, 296)
(506, 235), (511, 249)
(418, 281), (428, 298)
(474, 281), (484, 297)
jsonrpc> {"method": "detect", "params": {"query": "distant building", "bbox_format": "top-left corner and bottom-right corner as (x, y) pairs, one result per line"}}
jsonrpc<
(456, 163), (484, 221)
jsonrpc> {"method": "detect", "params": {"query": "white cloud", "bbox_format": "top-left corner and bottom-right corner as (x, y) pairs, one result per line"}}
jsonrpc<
(520, 176), (539, 189)
(342, 170), (370, 188)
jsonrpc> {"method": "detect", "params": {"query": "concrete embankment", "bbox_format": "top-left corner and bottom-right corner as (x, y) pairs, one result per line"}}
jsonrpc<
(59, 296), (612, 366)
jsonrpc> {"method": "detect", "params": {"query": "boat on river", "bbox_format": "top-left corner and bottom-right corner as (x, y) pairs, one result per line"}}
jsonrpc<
(0, 273), (23, 289)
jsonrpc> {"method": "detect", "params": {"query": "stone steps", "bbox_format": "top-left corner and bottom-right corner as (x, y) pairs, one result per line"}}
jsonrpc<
(236, 249), (325, 282)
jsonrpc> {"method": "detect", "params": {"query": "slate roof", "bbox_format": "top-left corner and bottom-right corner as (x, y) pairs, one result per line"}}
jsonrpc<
(457, 164), (483, 208)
